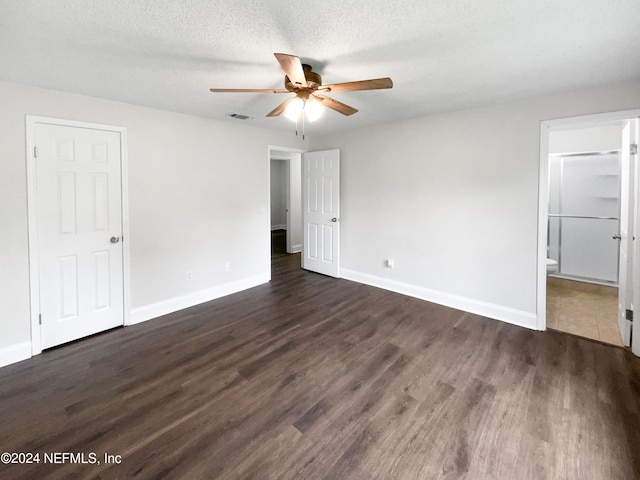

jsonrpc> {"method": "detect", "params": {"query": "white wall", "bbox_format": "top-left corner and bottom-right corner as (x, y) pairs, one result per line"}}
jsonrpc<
(549, 124), (623, 153)
(0, 80), (306, 366)
(289, 153), (302, 253)
(309, 79), (640, 328)
(270, 160), (288, 229)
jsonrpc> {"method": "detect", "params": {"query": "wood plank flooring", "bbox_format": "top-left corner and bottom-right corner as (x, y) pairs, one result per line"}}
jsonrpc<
(1, 253), (639, 479)
(271, 229), (287, 258)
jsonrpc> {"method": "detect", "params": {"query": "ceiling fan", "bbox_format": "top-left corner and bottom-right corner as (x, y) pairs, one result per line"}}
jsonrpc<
(210, 53), (393, 126)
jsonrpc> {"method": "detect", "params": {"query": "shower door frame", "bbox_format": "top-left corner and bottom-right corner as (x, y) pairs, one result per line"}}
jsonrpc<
(548, 150), (622, 286)
(537, 109), (640, 356)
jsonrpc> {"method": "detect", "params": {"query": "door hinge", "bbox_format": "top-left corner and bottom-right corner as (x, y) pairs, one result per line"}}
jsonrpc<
(38, 313), (42, 325)
(34, 146), (38, 158)
(626, 309), (634, 321)
(631, 144), (638, 155)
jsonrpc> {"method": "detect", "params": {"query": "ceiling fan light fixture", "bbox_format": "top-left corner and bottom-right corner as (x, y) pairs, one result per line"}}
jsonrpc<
(284, 96), (324, 123)
(210, 52), (392, 130)
(284, 97), (304, 122)
(304, 97), (324, 122)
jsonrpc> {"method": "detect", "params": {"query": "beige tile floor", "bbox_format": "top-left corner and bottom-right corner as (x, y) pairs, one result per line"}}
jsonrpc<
(547, 276), (622, 347)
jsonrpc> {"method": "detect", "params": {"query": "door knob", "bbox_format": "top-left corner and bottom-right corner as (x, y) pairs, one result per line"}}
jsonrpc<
(110, 236), (121, 244)
(612, 234), (621, 240)
(331, 218), (338, 222)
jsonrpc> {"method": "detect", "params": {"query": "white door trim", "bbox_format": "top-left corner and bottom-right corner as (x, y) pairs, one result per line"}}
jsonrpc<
(26, 116), (131, 355)
(537, 108), (640, 334)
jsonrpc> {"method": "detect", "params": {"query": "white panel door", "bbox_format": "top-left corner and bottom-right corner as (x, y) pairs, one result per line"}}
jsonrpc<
(628, 119), (640, 356)
(35, 123), (124, 349)
(618, 121), (636, 347)
(302, 149), (340, 277)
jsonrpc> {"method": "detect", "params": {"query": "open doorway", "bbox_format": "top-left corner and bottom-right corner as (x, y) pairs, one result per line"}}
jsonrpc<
(538, 110), (639, 354)
(270, 156), (289, 258)
(268, 146), (304, 263)
(546, 124), (623, 345)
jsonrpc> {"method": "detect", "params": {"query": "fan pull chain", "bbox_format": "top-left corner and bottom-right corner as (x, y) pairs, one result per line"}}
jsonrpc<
(302, 99), (306, 140)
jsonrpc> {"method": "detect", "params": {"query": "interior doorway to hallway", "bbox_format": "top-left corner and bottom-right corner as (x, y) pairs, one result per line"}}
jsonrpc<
(268, 146), (304, 265)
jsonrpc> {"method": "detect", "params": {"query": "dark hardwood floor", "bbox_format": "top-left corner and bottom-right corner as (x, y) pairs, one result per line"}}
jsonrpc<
(1, 254), (639, 479)
(271, 229), (287, 258)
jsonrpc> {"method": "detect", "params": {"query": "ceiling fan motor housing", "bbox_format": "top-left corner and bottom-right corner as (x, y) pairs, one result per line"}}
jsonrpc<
(285, 64), (322, 91)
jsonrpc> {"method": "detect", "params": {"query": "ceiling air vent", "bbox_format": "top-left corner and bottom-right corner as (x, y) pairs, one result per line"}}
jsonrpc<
(227, 113), (252, 120)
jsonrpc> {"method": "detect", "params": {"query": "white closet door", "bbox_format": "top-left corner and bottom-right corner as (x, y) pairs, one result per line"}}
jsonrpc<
(35, 122), (124, 349)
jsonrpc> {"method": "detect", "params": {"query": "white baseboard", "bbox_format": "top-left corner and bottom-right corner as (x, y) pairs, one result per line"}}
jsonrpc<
(340, 269), (538, 330)
(129, 274), (270, 325)
(271, 224), (286, 231)
(292, 244), (302, 254)
(0, 341), (32, 368)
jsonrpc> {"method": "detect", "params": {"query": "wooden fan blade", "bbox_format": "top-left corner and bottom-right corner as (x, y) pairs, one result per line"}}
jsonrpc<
(314, 95), (358, 116)
(319, 77), (393, 93)
(210, 88), (289, 93)
(274, 53), (306, 87)
(266, 97), (295, 117)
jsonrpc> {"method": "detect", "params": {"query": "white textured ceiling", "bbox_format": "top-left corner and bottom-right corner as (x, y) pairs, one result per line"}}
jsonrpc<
(1, 0), (639, 135)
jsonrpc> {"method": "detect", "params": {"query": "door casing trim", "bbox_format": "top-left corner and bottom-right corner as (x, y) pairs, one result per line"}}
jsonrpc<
(267, 145), (306, 280)
(25, 116), (131, 355)
(537, 108), (640, 332)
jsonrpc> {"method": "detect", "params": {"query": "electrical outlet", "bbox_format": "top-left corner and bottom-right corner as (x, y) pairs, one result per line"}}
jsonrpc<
(186, 270), (193, 280)
(224, 262), (231, 272)
(386, 259), (395, 268)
